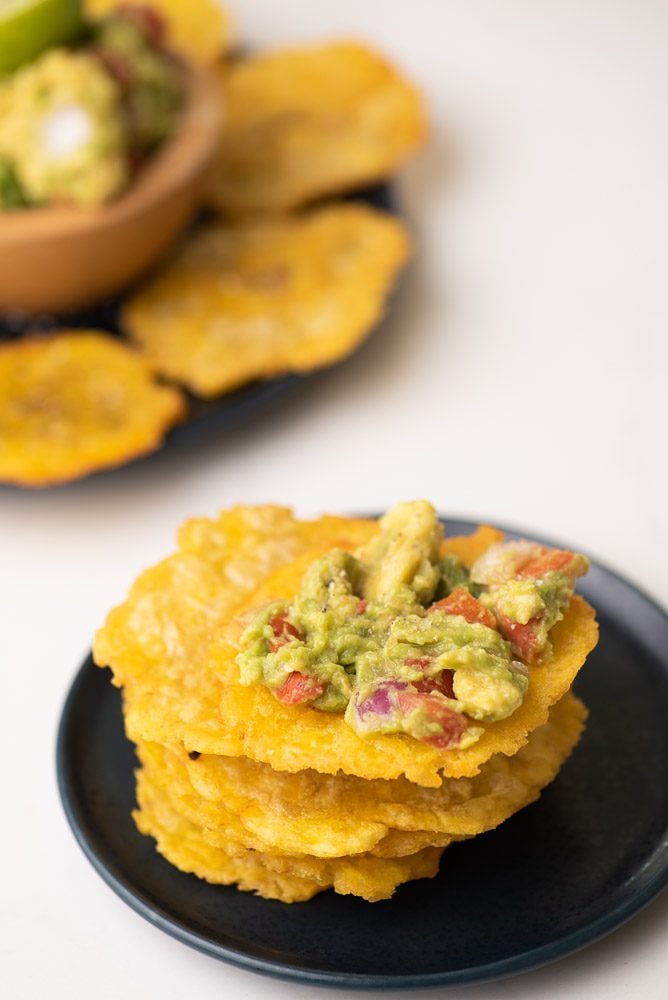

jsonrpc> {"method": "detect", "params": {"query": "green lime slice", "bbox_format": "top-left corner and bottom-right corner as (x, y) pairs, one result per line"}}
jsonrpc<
(0, 0), (84, 76)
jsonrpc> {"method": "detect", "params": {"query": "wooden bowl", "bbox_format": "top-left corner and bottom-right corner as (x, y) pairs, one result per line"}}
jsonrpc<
(0, 63), (222, 314)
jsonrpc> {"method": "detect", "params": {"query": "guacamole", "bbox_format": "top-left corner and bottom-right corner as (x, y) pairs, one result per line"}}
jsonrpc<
(0, 158), (29, 208)
(0, 5), (183, 208)
(92, 10), (182, 155)
(237, 502), (589, 750)
(0, 48), (128, 206)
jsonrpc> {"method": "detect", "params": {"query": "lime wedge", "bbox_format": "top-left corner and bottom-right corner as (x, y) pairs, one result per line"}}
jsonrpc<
(0, 0), (84, 75)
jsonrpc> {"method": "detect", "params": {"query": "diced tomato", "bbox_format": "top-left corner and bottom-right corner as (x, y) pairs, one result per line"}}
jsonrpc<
(268, 614), (302, 651)
(405, 657), (432, 669)
(356, 599), (368, 614)
(429, 587), (497, 630)
(275, 671), (324, 706)
(396, 690), (468, 748)
(270, 614), (301, 640)
(517, 548), (575, 580)
(92, 48), (135, 88)
(496, 611), (542, 663)
(413, 671), (456, 700)
(404, 660), (455, 699)
(117, 5), (167, 45)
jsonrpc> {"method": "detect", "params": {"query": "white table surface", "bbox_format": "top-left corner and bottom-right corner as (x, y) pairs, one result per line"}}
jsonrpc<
(3, 1), (668, 997)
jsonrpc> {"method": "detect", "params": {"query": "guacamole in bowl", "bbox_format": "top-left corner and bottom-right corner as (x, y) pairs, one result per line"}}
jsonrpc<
(0, 2), (184, 209)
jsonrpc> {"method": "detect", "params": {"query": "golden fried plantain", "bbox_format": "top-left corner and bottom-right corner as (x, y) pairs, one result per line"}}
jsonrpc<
(208, 40), (426, 216)
(0, 331), (185, 486)
(122, 203), (411, 397)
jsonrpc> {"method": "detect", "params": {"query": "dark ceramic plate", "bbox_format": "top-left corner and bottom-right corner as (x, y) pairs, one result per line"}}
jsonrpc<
(0, 184), (395, 482)
(56, 519), (668, 990)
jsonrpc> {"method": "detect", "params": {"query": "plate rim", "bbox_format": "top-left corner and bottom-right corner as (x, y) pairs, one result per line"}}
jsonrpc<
(56, 516), (668, 990)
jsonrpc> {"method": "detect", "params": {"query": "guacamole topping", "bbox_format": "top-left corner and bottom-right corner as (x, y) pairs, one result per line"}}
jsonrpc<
(237, 502), (589, 750)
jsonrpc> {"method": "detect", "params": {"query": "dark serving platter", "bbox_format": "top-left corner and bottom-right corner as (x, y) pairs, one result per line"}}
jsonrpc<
(0, 184), (396, 476)
(56, 518), (668, 989)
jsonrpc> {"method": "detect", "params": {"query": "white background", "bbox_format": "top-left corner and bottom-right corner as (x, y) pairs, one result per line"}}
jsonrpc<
(2, 1), (668, 997)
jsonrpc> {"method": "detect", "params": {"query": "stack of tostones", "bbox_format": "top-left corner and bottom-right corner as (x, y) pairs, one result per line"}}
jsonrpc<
(94, 502), (598, 903)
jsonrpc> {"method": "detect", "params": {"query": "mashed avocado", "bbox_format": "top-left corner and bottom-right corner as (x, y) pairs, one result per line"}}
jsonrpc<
(92, 13), (182, 154)
(0, 6), (183, 209)
(0, 48), (127, 205)
(0, 158), (29, 207)
(237, 502), (588, 750)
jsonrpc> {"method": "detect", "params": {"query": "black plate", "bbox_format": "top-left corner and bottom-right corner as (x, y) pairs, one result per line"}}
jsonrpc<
(56, 519), (668, 989)
(1, 185), (396, 484)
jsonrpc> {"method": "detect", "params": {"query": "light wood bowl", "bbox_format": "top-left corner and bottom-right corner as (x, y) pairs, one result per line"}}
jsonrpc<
(0, 63), (222, 314)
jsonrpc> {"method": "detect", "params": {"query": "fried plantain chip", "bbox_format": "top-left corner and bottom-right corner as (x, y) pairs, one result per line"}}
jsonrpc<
(208, 40), (427, 216)
(135, 774), (320, 902)
(141, 736), (457, 859)
(122, 203), (411, 397)
(0, 331), (185, 486)
(141, 757), (452, 861)
(133, 696), (583, 898)
(138, 693), (584, 860)
(97, 506), (375, 692)
(95, 507), (597, 787)
(86, 0), (233, 64)
(256, 845), (444, 901)
(139, 740), (392, 859)
(140, 740), (454, 859)
(437, 524), (506, 568)
(135, 770), (443, 902)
